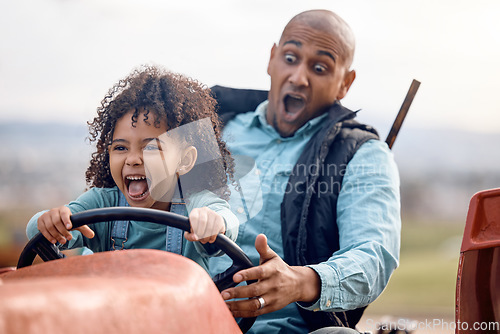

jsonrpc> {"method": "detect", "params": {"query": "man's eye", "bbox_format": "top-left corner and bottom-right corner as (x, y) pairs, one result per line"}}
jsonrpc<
(314, 64), (327, 73)
(284, 54), (297, 64)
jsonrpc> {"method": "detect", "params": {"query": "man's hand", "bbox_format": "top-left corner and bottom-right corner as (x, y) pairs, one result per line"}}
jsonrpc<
(220, 234), (321, 317)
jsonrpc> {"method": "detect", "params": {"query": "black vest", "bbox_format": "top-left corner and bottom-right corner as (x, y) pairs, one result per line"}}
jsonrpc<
(281, 104), (378, 330)
(212, 86), (379, 330)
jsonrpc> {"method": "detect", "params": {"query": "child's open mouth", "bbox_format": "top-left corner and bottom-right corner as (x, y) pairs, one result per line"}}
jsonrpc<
(125, 175), (150, 200)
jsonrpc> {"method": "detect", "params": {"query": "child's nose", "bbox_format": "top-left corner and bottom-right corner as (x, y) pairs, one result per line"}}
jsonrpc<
(125, 151), (143, 166)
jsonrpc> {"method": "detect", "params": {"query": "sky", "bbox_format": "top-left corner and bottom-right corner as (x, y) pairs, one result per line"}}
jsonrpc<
(1, 0), (499, 135)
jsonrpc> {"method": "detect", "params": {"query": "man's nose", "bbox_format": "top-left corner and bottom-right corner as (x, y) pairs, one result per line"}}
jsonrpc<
(288, 62), (309, 87)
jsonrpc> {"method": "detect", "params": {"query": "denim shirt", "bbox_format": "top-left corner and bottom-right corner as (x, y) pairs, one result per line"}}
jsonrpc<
(209, 101), (400, 333)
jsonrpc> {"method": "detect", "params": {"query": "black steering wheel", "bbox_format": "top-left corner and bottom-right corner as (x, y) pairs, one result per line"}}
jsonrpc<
(17, 207), (256, 333)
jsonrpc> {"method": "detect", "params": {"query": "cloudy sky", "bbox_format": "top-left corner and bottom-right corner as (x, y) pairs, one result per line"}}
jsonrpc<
(1, 0), (499, 135)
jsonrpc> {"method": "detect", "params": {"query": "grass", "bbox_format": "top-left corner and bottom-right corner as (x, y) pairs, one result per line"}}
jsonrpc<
(364, 221), (465, 319)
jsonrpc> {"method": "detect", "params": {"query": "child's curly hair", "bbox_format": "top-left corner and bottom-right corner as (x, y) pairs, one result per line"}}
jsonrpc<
(86, 65), (234, 199)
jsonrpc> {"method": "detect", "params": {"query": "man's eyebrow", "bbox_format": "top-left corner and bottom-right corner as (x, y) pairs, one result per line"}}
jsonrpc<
(283, 40), (302, 47)
(283, 40), (336, 62)
(317, 50), (336, 62)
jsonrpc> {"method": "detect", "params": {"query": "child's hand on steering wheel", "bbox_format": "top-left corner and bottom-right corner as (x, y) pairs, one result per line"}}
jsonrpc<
(37, 206), (95, 244)
(185, 207), (225, 244)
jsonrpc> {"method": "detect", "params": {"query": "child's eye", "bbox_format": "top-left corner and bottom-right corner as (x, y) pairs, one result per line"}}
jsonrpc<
(144, 139), (163, 152)
(111, 145), (126, 151)
(144, 144), (160, 151)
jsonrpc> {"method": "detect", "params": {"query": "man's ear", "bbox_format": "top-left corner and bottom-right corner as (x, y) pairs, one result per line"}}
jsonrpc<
(267, 43), (277, 75)
(177, 146), (197, 176)
(337, 69), (356, 101)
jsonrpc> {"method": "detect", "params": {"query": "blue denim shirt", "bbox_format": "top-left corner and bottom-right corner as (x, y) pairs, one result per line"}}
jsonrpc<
(209, 101), (400, 333)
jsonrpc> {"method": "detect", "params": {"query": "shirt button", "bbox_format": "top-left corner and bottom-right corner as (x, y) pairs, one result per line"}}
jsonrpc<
(326, 300), (332, 307)
(276, 139), (282, 144)
(237, 207), (244, 214)
(255, 169), (261, 175)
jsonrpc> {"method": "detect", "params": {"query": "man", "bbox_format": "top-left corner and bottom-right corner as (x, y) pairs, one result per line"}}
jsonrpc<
(209, 9), (400, 334)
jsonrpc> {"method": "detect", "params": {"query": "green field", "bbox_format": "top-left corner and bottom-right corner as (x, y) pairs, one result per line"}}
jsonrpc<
(364, 221), (465, 319)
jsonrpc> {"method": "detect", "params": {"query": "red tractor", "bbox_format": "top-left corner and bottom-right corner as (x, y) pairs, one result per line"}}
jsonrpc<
(0, 208), (256, 334)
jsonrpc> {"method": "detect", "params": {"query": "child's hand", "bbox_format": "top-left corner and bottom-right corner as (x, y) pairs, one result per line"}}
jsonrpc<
(37, 206), (95, 244)
(185, 207), (225, 244)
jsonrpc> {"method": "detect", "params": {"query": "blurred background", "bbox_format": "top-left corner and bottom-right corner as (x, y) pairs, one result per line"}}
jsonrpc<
(1, 0), (499, 332)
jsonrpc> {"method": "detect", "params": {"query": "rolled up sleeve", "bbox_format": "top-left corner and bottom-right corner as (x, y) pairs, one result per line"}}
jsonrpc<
(299, 139), (401, 312)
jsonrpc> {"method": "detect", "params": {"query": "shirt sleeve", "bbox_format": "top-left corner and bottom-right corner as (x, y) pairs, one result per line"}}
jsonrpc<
(186, 190), (240, 257)
(299, 139), (401, 312)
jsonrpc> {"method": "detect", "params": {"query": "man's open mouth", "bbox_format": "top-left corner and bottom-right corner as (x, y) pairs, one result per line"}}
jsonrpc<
(284, 94), (306, 115)
(125, 175), (150, 200)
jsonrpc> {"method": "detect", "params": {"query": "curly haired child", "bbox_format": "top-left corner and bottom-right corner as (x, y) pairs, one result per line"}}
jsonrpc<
(26, 65), (238, 271)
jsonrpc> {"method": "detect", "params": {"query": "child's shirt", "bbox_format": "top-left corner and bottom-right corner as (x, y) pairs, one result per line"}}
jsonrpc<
(26, 187), (239, 272)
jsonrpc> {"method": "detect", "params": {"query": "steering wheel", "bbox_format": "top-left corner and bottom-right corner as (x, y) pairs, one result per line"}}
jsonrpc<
(17, 207), (256, 333)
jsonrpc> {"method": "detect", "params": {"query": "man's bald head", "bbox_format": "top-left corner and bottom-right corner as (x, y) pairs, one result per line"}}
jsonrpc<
(280, 10), (356, 68)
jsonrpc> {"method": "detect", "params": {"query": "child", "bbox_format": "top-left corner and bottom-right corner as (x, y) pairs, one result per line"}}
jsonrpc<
(26, 65), (238, 272)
